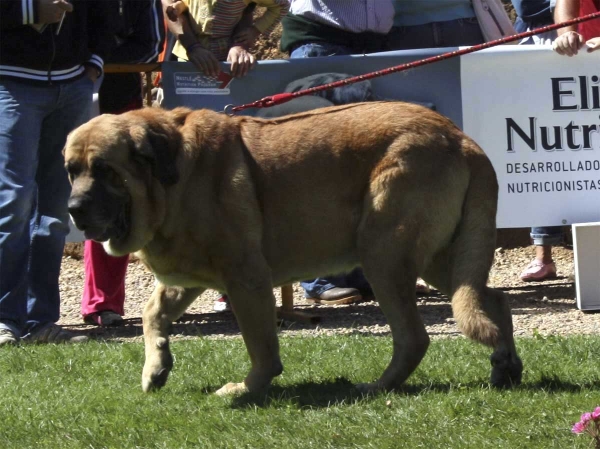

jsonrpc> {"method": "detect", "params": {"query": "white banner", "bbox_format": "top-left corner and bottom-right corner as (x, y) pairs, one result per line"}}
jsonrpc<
(462, 46), (600, 228)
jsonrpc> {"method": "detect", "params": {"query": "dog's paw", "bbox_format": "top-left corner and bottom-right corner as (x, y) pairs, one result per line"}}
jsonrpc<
(490, 350), (523, 389)
(215, 382), (249, 396)
(141, 349), (174, 392)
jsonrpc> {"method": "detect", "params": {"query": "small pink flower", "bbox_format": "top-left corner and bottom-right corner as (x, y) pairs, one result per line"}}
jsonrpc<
(592, 407), (600, 421)
(573, 421), (587, 434)
(582, 413), (593, 424)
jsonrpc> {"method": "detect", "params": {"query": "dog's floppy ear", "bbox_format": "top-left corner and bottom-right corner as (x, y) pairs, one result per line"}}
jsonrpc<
(129, 123), (180, 186)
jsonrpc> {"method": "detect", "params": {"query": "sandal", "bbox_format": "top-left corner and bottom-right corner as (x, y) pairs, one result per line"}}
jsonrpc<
(519, 259), (557, 282)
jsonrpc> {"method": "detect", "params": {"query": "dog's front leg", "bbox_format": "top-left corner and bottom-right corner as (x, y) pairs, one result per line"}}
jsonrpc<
(142, 284), (204, 392)
(215, 257), (282, 396)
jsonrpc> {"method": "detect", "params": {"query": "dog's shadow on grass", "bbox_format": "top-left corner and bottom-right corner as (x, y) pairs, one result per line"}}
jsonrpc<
(222, 375), (600, 409)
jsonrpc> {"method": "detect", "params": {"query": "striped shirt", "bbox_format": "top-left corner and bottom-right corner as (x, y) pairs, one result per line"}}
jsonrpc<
(173, 0), (289, 61)
(289, 0), (394, 34)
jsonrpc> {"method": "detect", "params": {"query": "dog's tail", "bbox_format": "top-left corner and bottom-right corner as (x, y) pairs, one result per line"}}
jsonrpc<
(448, 143), (502, 347)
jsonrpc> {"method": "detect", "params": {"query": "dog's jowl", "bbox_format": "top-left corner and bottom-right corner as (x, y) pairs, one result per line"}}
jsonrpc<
(64, 102), (523, 396)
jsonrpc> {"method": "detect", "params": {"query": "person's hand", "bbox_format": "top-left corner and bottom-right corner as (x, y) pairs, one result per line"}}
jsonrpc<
(187, 45), (220, 77)
(37, 0), (73, 24)
(233, 26), (260, 49)
(227, 46), (256, 78)
(84, 65), (100, 83)
(165, 0), (188, 22)
(585, 37), (600, 53)
(552, 31), (585, 56)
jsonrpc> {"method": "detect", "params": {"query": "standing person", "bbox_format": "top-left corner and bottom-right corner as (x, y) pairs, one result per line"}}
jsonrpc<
(511, 0), (562, 282)
(553, 0), (600, 55)
(387, 0), (484, 50)
(0, 0), (115, 345)
(164, 0), (289, 312)
(165, 0), (289, 78)
(513, 0), (557, 44)
(280, 0), (394, 58)
(81, 0), (165, 327)
(280, 0), (394, 305)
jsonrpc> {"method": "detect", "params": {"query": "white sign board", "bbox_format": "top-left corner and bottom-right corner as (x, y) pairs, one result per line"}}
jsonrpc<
(462, 46), (600, 228)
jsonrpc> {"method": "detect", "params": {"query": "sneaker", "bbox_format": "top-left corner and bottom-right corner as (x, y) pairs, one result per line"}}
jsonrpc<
(306, 287), (362, 305)
(213, 294), (231, 312)
(84, 310), (124, 327)
(416, 278), (432, 295)
(0, 328), (18, 346)
(24, 324), (88, 344)
(519, 259), (557, 282)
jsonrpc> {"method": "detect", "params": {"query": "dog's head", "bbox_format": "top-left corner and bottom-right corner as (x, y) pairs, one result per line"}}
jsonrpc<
(64, 108), (186, 256)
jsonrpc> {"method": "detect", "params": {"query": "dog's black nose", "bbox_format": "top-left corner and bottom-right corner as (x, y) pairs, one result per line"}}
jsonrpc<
(67, 196), (88, 226)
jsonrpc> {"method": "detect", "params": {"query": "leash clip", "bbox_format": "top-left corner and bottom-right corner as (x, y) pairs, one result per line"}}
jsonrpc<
(223, 104), (235, 116)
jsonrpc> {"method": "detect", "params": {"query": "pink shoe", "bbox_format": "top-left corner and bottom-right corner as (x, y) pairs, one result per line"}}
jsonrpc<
(519, 259), (557, 282)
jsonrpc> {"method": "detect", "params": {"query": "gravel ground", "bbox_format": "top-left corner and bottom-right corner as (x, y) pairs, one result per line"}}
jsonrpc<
(57, 243), (600, 343)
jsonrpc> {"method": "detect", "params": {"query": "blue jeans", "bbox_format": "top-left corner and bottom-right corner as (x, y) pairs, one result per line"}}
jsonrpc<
(514, 17), (558, 248)
(387, 17), (484, 50)
(0, 76), (93, 338)
(530, 227), (562, 246)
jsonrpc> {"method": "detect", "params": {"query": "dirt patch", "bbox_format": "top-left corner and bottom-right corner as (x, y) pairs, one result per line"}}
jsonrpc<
(58, 243), (600, 343)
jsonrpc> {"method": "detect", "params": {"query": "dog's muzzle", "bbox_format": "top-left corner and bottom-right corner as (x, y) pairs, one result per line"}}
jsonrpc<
(68, 191), (129, 242)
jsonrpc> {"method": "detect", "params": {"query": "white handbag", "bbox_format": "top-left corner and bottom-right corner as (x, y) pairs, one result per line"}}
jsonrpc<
(472, 0), (518, 42)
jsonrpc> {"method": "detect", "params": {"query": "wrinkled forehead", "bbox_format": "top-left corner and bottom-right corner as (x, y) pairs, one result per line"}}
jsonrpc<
(65, 115), (128, 161)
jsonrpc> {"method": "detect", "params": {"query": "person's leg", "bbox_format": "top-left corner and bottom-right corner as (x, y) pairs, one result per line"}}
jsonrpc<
(520, 226), (561, 281)
(24, 75), (93, 336)
(387, 23), (437, 50)
(0, 79), (49, 341)
(81, 75), (142, 324)
(82, 240), (128, 323)
(435, 18), (484, 47)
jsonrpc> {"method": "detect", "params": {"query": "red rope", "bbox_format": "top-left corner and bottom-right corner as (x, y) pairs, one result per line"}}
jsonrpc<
(228, 11), (600, 114)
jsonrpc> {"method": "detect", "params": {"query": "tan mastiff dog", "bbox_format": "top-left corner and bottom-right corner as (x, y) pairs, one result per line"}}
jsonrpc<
(64, 102), (523, 395)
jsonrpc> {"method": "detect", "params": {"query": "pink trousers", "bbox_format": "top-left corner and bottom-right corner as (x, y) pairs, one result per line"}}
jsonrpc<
(81, 240), (129, 317)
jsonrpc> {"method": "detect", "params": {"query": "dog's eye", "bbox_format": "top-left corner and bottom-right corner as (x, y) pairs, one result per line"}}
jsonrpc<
(91, 160), (111, 178)
(65, 161), (82, 182)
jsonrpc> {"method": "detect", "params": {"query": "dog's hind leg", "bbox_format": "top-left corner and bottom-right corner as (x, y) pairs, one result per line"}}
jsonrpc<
(215, 254), (283, 396)
(356, 226), (430, 394)
(142, 284), (204, 392)
(444, 155), (523, 388)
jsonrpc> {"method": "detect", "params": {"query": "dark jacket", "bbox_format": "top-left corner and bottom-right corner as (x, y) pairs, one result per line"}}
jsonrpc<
(0, 0), (116, 84)
(106, 0), (164, 64)
(99, 0), (165, 113)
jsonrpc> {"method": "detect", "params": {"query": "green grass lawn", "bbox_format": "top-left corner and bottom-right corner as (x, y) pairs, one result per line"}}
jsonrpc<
(1, 334), (598, 449)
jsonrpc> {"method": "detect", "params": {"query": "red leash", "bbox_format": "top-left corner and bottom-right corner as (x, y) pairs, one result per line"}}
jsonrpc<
(226, 11), (600, 114)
